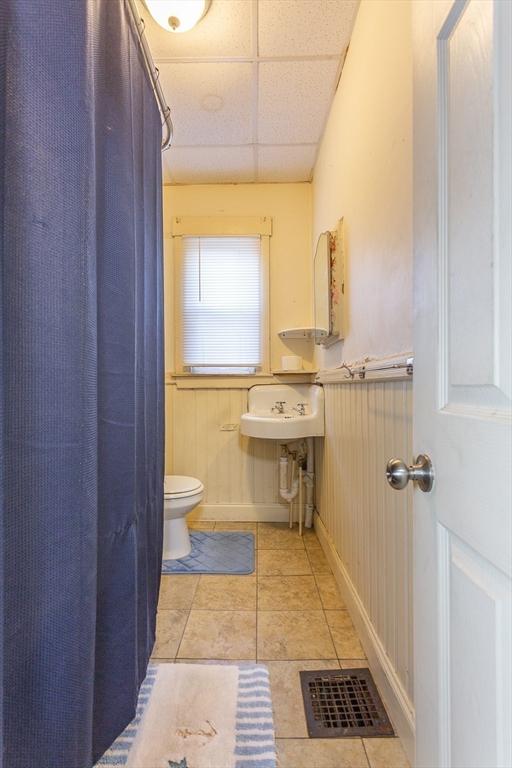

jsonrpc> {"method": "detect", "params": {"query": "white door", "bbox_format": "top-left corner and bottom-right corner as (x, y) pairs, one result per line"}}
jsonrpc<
(411, 1), (512, 767)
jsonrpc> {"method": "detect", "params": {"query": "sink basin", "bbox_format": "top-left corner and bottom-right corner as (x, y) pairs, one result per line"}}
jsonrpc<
(240, 384), (324, 440)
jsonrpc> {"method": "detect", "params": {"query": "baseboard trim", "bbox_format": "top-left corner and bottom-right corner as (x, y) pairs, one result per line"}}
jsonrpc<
(314, 512), (415, 763)
(189, 503), (289, 523)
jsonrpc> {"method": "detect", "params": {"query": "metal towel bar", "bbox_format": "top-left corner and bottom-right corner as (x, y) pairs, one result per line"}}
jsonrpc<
(339, 358), (414, 380)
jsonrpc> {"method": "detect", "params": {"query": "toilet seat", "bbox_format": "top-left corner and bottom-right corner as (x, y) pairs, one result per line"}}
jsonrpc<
(164, 474), (203, 499)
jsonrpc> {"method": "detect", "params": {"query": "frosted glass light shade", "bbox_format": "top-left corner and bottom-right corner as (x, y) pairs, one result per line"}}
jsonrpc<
(144, 0), (210, 33)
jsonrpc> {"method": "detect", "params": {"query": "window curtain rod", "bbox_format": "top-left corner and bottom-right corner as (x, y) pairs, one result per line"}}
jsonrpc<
(125, 0), (173, 150)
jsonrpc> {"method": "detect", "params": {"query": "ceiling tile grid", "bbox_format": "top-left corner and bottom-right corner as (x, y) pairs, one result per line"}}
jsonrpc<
(257, 144), (318, 183)
(257, 59), (341, 145)
(140, 0), (253, 59)
(163, 145), (255, 184)
(139, 0), (360, 183)
(258, 0), (358, 57)
(159, 62), (254, 146)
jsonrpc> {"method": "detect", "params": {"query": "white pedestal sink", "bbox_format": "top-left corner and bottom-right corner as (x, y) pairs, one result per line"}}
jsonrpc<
(240, 384), (324, 440)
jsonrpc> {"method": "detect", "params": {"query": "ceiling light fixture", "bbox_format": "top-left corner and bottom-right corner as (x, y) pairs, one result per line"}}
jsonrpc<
(144, 0), (211, 33)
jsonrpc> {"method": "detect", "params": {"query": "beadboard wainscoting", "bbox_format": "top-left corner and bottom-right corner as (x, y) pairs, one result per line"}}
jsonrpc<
(315, 374), (414, 759)
(168, 386), (288, 521)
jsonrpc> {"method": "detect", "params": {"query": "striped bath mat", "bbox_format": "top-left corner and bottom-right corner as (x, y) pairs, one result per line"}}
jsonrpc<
(96, 663), (276, 768)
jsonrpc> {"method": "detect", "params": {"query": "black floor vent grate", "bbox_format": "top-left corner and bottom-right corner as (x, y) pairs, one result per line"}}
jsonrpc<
(300, 668), (395, 738)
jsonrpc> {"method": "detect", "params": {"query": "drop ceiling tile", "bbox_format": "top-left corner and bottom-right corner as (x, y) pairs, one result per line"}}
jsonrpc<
(137, 0), (253, 60)
(257, 145), (317, 182)
(258, 0), (358, 58)
(258, 59), (339, 144)
(158, 62), (254, 146)
(162, 151), (174, 184)
(163, 145), (255, 184)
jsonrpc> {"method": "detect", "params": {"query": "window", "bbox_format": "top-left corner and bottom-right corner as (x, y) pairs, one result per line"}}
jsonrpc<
(177, 235), (268, 374)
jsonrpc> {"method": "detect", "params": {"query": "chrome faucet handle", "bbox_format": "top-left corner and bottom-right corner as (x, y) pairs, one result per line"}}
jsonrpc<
(271, 400), (287, 414)
(292, 402), (307, 416)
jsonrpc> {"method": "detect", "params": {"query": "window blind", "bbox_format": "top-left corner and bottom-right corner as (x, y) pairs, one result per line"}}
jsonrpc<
(180, 236), (263, 373)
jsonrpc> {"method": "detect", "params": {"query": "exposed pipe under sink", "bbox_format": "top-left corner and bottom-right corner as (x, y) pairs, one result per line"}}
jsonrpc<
(240, 384), (322, 532)
(279, 437), (315, 533)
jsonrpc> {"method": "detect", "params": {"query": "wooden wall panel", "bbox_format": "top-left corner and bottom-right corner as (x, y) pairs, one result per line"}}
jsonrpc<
(169, 387), (283, 511)
(316, 379), (414, 702)
(168, 378), (413, 697)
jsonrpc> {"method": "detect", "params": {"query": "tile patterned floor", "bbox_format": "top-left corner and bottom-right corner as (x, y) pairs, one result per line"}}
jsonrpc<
(153, 521), (409, 768)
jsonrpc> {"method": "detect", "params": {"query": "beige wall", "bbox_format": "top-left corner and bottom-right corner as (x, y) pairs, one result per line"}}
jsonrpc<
(163, 183), (314, 375)
(312, 2), (415, 755)
(312, 0), (413, 368)
(163, 182), (315, 494)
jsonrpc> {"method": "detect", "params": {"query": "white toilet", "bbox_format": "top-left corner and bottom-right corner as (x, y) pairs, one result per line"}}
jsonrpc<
(163, 475), (204, 560)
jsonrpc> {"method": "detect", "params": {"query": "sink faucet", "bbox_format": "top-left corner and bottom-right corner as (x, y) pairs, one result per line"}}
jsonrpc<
(271, 400), (286, 414)
(292, 402), (307, 416)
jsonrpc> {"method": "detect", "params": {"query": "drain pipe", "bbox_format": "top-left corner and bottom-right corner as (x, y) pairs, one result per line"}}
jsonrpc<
(279, 447), (300, 527)
(298, 465), (304, 536)
(304, 436), (315, 528)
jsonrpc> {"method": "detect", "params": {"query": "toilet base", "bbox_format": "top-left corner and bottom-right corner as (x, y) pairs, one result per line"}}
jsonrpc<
(163, 517), (192, 560)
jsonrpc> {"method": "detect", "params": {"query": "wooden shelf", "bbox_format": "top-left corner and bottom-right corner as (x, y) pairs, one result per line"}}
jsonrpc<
(271, 369), (318, 376)
(278, 327), (318, 340)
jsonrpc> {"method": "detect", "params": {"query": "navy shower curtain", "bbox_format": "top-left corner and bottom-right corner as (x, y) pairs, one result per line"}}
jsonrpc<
(0, 2), (164, 766)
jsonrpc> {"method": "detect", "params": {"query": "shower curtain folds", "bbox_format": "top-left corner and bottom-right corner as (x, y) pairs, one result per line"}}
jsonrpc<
(0, 1), (164, 766)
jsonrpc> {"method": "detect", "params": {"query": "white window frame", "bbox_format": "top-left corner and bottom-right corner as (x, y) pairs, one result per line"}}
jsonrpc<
(172, 216), (271, 376)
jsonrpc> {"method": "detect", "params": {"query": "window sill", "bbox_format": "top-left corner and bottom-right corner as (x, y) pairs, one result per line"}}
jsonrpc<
(165, 371), (317, 389)
(171, 371), (270, 378)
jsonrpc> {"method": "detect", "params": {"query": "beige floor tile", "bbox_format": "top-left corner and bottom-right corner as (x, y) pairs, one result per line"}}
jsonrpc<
(315, 573), (345, 609)
(267, 660), (339, 738)
(326, 610), (366, 659)
(306, 545), (332, 574)
(152, 609), (189, 659)
(192, 575), (256, 610)
(258, 522), (286, 530)
(188, 521), (215, 530)
(257, 523), (305, 550)
(258, 575), (321, 610)
(158, 575), (199, 610)
(304, 536), (323, 551)
(214, 521), (257, 532)
(276, 738), (369, 768)
(363, 738), (410, 768)
(177, 610), (256, 659)
(175, 658), (257, 665)
(339, 659), (370, 669)
(258, 610), (336, 660)
(257, 549), (312, 576)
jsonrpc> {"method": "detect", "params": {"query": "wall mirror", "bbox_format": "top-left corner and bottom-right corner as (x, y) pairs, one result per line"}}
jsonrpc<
(313, 219), (344, 346)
